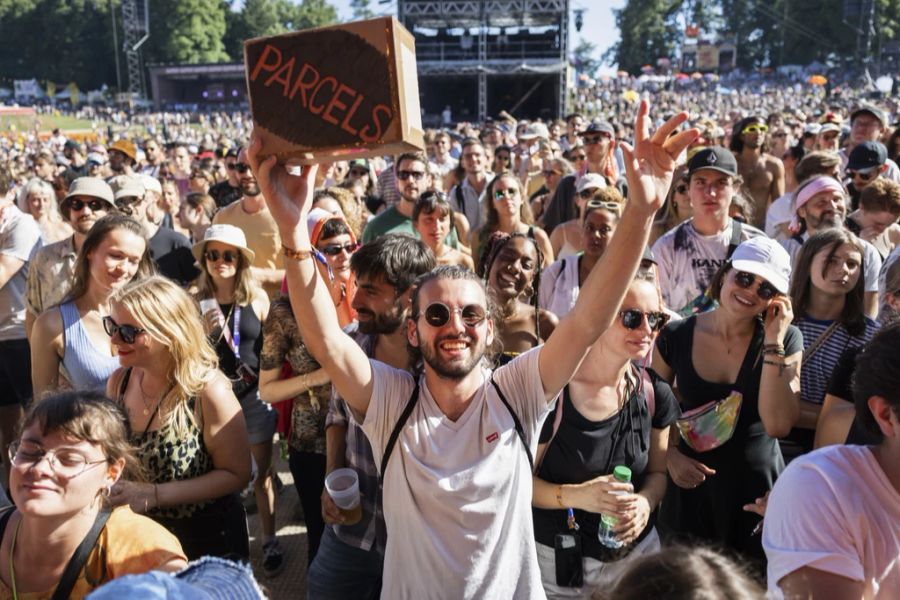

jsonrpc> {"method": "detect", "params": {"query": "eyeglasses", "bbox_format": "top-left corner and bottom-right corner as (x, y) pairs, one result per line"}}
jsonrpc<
(349, 168), (368, 177)
(204, 249), (238, 263)
(102, 316), (146, 344)
(494, 188), (518, 200)
(570, 154), (586, 161)
(619, 309), (669, 332)
(225, 162), (238, 170)
(66, 198), (108, 212)
(420, 302), (488, 328)
(741, 124), (769, 135)
(397, 170), (426, 181)
(771, 132), (788, 138)
(733, 270), (779, 300)
(9, 440), (107, 479)
(233, 163), (252, 174)
(319, 243), (357, 256)
(847, 169), (877, 181)
(582, 134), (611, 145)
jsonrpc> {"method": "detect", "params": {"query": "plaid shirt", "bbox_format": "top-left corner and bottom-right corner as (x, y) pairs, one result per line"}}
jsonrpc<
(326, 323), (396, 552)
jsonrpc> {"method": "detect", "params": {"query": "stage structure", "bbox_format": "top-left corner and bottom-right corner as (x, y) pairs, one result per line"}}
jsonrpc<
(398, 0), (570, 123)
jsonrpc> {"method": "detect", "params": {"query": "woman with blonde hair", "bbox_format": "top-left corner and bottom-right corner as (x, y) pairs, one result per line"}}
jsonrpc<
(104, 275), (251, 561)
(470, 172), (553, 267)
(31, 214), (154, 398)
(17, 177), (71, 243)
(0, 391), (187, 598)
(191, 224), (282, 574)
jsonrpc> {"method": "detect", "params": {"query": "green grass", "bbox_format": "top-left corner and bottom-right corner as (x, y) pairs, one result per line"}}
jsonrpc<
(1, 114), (101, 133)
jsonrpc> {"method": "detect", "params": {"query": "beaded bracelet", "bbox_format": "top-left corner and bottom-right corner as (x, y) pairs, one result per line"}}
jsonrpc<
(281, 245), (314, 261)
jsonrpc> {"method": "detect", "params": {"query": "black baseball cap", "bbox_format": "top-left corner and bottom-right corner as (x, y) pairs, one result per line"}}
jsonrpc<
(846, 141), (887, 172)
(687, 147), (738, 177)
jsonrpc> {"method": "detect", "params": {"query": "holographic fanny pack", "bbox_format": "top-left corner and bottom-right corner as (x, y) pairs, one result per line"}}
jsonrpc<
(676, 391), (743, 452)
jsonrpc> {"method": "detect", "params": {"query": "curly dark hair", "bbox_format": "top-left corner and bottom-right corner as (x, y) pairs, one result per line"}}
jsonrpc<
(477, 231), (546, 344)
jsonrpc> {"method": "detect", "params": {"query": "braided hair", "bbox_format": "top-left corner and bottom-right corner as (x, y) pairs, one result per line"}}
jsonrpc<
(477, 230), (546, 343)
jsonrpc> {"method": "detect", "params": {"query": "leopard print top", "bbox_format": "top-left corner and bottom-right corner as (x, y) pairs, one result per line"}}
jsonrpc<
(119, 368), (214, 519)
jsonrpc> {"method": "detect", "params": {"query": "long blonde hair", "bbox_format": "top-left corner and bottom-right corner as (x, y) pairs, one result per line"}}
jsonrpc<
(112, 276), (219, 437)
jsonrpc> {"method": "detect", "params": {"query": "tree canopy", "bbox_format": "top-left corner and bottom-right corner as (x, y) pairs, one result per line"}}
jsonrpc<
(0, 0), (338, 91)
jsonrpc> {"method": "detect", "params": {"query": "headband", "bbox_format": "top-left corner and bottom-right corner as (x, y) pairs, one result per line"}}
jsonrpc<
(789, 177), (845, 234)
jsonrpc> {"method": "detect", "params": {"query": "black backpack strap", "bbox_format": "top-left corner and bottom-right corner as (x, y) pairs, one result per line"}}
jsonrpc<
(455, 184), (466, 220)
(379, 380), (420, 485)
(0, 506), (15, 540)
(52, 505), (112, 600)
(490, 377), (535, 472)
(725, 219), (742, 260)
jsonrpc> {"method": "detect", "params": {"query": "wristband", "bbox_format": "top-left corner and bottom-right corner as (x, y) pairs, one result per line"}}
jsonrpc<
(556, 485), (565, 508)
(282, 244), (314, 261)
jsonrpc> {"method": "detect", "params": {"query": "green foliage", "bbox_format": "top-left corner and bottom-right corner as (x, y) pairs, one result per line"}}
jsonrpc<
(350, 0), (374, 20)
(573, 39), (601, 78)
(609, 0), (685, 74)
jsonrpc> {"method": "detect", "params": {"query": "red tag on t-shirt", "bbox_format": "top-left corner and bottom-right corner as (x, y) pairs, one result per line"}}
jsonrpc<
(486, 432), (499, 443)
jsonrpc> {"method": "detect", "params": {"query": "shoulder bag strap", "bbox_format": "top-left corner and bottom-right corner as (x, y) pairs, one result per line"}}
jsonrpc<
(379, 380), (420, 485)
(638, 366), (656, 419)
(116, 368), (133, 405)
(535, 388), (566, 473)
(51, 505), (112, 600)
(455, 184), (466, 218)
(801, 321), (841, 368)
(490, 377), (535, 472)
(0, 507), (15, 540)
(725, 219), (742, 260)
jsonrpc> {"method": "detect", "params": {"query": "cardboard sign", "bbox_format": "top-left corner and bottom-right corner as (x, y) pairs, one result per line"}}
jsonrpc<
(244, 17), (424, 164)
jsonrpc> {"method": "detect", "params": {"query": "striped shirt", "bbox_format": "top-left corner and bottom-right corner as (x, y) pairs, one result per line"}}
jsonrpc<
(795, 316), (878, 406)
(326, 323), (385, 552)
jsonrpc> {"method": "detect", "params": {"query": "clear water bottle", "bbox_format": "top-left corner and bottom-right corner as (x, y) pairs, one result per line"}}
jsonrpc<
(598, 465), (633, 549)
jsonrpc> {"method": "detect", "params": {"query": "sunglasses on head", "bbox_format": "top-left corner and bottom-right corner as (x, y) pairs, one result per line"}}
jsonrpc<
(741, 124), (769, 135)
(397, 170), (426, 181)
(847, 169), (877, 181)
(585, 199), (622, 214)
(66, 198), (108, 212)
(619, 309), (669, 332)
(734, 270), (779, 300)
(420, 302), (488, 328)
(103, 316), (146, 344)
(204, 249), (238, 264)
(319, 243), (357, 256)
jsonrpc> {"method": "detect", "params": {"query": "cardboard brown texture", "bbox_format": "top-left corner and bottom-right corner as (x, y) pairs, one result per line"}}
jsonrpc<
(244, 17), (424, 164)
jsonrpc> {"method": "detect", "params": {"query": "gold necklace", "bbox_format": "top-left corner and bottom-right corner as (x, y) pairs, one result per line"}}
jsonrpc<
(137, 372), (161, 416)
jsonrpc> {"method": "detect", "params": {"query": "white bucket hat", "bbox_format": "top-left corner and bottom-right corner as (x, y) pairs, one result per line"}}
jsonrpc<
(191, 224), (255, 266)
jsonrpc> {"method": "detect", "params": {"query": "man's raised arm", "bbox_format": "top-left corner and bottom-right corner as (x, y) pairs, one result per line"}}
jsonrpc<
(539, 101), (698, 400)
(248, 136), (374, 417)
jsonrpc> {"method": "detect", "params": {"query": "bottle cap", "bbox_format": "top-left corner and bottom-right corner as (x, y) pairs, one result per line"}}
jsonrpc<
(613, 465), (632, 483)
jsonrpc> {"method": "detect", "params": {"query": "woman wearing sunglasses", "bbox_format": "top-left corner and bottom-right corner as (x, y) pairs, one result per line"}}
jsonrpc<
(478, 231), (557, 365)
(31, 214), (154, 399)
(650, 174), (692, 246)
(190, 224), (283, 573)
(0, 391), (187, 598)
(530, 157), (574, 224)
(549, 180), (619, 260)
(540, 195), (622, 319)
(780, 229), (877, 460)
(105, 275), (252, 561)
(308, 208), (358, 328)
(470, 173), (553, 270)
(531, 270), (681, 597)
(652, 237), (802, 572)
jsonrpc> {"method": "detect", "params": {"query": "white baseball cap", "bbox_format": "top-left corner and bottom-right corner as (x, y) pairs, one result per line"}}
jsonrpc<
(576, 173), (607, 194)
(730, 236), (792, 294)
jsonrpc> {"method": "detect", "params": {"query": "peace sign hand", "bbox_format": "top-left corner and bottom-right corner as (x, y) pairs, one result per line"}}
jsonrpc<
(620, 100), (699, 214)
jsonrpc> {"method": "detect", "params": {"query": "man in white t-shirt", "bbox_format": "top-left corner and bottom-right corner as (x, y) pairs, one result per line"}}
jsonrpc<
(652, 146), (764, 316)
(249, 102), (697, 598)
(763, 325), (900, 599)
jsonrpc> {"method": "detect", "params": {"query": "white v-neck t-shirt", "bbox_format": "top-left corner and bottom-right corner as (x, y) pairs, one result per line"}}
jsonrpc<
(360, 346), (552, 599)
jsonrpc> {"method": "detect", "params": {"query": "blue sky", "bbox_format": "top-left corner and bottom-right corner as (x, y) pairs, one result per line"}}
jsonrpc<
(327, 0), (624, 72)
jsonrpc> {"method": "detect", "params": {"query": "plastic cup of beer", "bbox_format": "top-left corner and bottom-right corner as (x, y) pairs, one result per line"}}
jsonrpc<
(325, 468), (362, 525)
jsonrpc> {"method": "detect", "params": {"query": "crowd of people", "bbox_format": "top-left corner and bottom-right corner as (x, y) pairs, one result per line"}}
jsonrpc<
(0, 75), (899, 599)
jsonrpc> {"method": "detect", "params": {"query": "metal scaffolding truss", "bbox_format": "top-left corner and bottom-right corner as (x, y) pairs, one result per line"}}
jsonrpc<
(121, 0), (150, 98)
(402, 0), (566, 27)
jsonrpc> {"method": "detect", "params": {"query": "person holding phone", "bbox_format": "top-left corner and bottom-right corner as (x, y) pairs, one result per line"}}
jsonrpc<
(653, 236), (802, 571)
